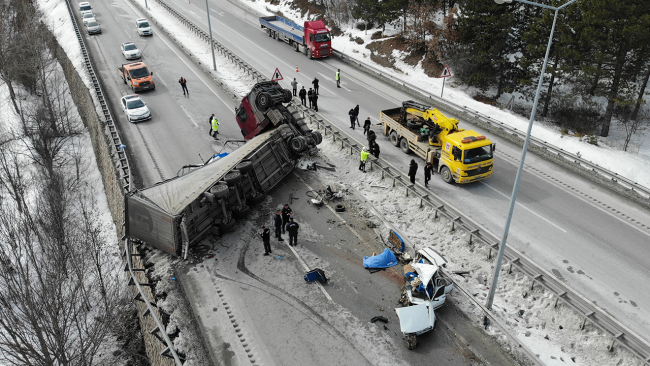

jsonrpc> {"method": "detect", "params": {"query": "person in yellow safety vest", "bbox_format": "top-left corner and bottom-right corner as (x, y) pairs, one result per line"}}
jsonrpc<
(211, 116), (219, 140)
(359, 147), (370, 173)
(336, 69), (341, 88)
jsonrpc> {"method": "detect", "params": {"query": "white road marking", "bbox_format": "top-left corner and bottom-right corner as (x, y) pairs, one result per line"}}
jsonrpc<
(480, 181), (567, 233)
(155, 70), (168, 87)
(179, 104), (198, 127)
(188, 10), (200, 20)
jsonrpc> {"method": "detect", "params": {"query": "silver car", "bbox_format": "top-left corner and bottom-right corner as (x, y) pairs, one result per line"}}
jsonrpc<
(121, 42), (141, 60)
(121, 94), (151, 123)
(86, 21), (101, 35)
(82, 12), (96, 25)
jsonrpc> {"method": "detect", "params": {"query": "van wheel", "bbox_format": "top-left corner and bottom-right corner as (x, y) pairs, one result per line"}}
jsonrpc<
(441, 166), (454, 184)
(400, 138), (410, 154)
(390, 131), (400, 146)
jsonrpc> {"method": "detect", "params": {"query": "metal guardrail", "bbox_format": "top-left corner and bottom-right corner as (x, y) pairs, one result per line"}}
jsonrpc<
(332, 51), (650, 200)
(61, 1), (183, 364)
(121, 2), (650, 365)
(300, 107), (650, 366)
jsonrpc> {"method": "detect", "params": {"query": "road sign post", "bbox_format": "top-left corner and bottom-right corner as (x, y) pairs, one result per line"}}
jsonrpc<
(440, 65), (452, 98)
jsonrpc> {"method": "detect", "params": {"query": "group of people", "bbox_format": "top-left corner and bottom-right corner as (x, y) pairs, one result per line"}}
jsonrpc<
(296, 78), (320, 111)
(260, 203), (300, 255)
(408, 160), (434, 186)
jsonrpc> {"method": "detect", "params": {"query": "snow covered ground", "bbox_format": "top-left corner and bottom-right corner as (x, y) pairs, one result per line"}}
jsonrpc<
(242, 0), (650, 190)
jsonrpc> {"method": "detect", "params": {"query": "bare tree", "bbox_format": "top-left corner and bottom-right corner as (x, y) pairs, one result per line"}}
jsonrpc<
(617, 105), (650, 152)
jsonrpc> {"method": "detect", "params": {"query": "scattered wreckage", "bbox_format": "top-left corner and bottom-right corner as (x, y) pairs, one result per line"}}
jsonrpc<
(125, 82), (322, 258)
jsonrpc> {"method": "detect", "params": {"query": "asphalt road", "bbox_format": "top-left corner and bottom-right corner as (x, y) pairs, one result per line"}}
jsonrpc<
(160, 0), (650, 339)
(74, 0), (521, 364)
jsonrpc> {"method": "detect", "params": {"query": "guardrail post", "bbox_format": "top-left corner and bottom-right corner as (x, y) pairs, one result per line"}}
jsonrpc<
(580, 311), (594, 330)
(469, 229), (479, 245)
(451, 217), (460, 232)
(531, 274), (542, 290)
(381, 169), (384, 179)
(608, 333), (623, 352)
(392, 177), (396, 187)
(488, 243), (499, 259)
(555, 291), (566, 308)
(508, 257), (520, 274)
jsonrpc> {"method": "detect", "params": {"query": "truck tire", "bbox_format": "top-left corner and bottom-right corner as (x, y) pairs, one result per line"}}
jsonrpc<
(210, 184), (229, 198)
(224, 171), (242, 185)
(311, 130), (323, 145)
(276, 32), (282, 42)
(289, 136), (306, 153)
(400, 138), (410, 154)
(407, 120), (422, 129)
(294, 42), (300, 52)
(232, 205), (251, 218)
(441, 166), (454, 184)
(248, 193), (266, 205)
(256, 92), (273, 110)
(267, 29), (272, 37)
(283, 89), (293, 103)
(390, 131), (400, 147)
(235, 161), (253, 173)
(307, 49), (313, 59)
(218, 218), (237, 232)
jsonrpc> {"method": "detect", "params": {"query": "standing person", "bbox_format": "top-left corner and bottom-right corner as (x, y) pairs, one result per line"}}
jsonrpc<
(408, 159), (418, 184)
(335, 69), (341, 88)
(291, 78), (298, 96)
(359, 147), (370, 173)
(211, 115), (219, 140)
(308, 88), (314, 109)
(274, 210), (284, 241)
(367, 130), (376, 145)
(260, 225), (271, 255)
(363, 117), (371, 135)
(424, 162), (433, 187)
(208, 114), (216, 137)
(349, 108), (356, 129)
(281, 204), (292, 234)
(371, 141), (380, 159)
(179, 77), (188, 96)
(312, 77), (319, 94)
(353, 105), (360, 127)
(285, 217), (300, 246)
(312, 93), (319, 112)
(299, 86), (307, 106)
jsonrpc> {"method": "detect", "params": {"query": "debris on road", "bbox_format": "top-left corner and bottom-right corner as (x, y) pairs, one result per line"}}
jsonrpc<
(370, 316), (388, 323)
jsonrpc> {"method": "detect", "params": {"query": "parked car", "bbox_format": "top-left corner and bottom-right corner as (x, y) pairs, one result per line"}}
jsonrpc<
(86, 21), (101, 35)
(120, 94), (151, 123)
(121, 42), (141, 60)
(82, 12), (96, 25)
(79, 2), (92, 16)
(136, 18), (152, 36)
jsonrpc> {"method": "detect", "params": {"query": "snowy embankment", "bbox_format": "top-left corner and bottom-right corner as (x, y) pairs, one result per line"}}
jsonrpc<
(243, 0), (650, 190)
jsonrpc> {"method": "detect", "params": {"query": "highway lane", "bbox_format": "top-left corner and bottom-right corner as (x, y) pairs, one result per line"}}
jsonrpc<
(163, 0), (650, 338)
(79, 0), (242, 186)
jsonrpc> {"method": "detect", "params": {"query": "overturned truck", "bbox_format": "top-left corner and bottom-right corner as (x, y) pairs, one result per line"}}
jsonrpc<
(125, 82), (321, 257)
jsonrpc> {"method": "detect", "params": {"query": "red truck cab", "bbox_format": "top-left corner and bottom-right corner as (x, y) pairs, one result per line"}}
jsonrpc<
(304, 20), (332, 58)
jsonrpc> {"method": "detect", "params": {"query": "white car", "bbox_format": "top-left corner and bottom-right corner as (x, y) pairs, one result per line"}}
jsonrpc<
(121, 94), (151, 123)
(136, 18), (152, 36)
(79, 2), (92, 16)
(82, 13), (96, 25)
(86, 21), (101, 35)
(121, 42), (141, 60)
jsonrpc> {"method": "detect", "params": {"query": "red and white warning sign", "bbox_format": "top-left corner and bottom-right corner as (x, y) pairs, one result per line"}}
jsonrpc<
(440, 65), (452, 78)
(271, 68), (283, 81)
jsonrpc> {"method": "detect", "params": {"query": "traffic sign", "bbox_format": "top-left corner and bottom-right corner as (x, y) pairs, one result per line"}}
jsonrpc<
(440, 65), (452, 78)
(271, 68), (283, 81)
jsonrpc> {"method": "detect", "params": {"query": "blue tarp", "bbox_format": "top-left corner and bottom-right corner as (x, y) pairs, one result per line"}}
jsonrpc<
(363, 248), (398, 269)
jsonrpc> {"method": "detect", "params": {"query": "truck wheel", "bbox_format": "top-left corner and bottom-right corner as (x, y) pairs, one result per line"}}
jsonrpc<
(248, 193), (266, 205)
(400, 138), (410, 154)
(256, 92), (273, 110)
(390, 131), (400, 147)
(407, 120), (422, 129)
(283, 89), (293, 103)
(294, 43), (300, 52)
(224, 171), (242, 185)
(210, 184), (229, 198)
(311, 130), (323, 145)
(289, 136), (306, 153)
(307, 49), (313, 59)
(235, 161), (254, 173)
(218, 218), (236, 232)
(232, 205), (251, 218)
(441, 166), (454, 184)
(267, 29), (272, 37)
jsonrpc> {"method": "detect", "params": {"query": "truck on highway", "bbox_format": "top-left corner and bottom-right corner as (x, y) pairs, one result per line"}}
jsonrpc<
(118, 62), (155, 92)
(381, 101), (495, 184)
(259, 16), (332, 59)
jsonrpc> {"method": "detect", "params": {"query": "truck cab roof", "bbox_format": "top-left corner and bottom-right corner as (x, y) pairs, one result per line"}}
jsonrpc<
(446, 130), (492, 148)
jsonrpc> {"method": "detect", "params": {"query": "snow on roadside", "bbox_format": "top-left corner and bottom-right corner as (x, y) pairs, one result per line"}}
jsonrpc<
(239, 0), (650, 189)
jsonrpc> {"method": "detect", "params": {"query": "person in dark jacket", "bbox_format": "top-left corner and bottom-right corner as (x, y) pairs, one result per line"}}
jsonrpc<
(179, 77), (188, 96)
(363, 117), (371, 135)
(370, 141), (380, 159)
(367, 130), (376, 145)
(281, 204), (292, 234)
(308, 88), (315, 109)
(349, 109), (356, 129)
(260, 225), (271, 255)
(312, 93), (319, 112)
(408, 159), (418, 184)
(353, 105), (360, 127)
(312, 77), (319, 95)
(299, 86), (307, 106)
(274, 210), (284, 241)
(424, 162), (433, 186)
(285, 217), (300, 246)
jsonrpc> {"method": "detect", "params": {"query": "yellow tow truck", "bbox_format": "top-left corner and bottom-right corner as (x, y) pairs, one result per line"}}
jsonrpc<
(381, 101), (495, 184)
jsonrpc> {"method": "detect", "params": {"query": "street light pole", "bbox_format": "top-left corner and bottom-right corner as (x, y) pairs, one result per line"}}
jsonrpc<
(486, 0), (577, 310)
(205, 0), (217, 71)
